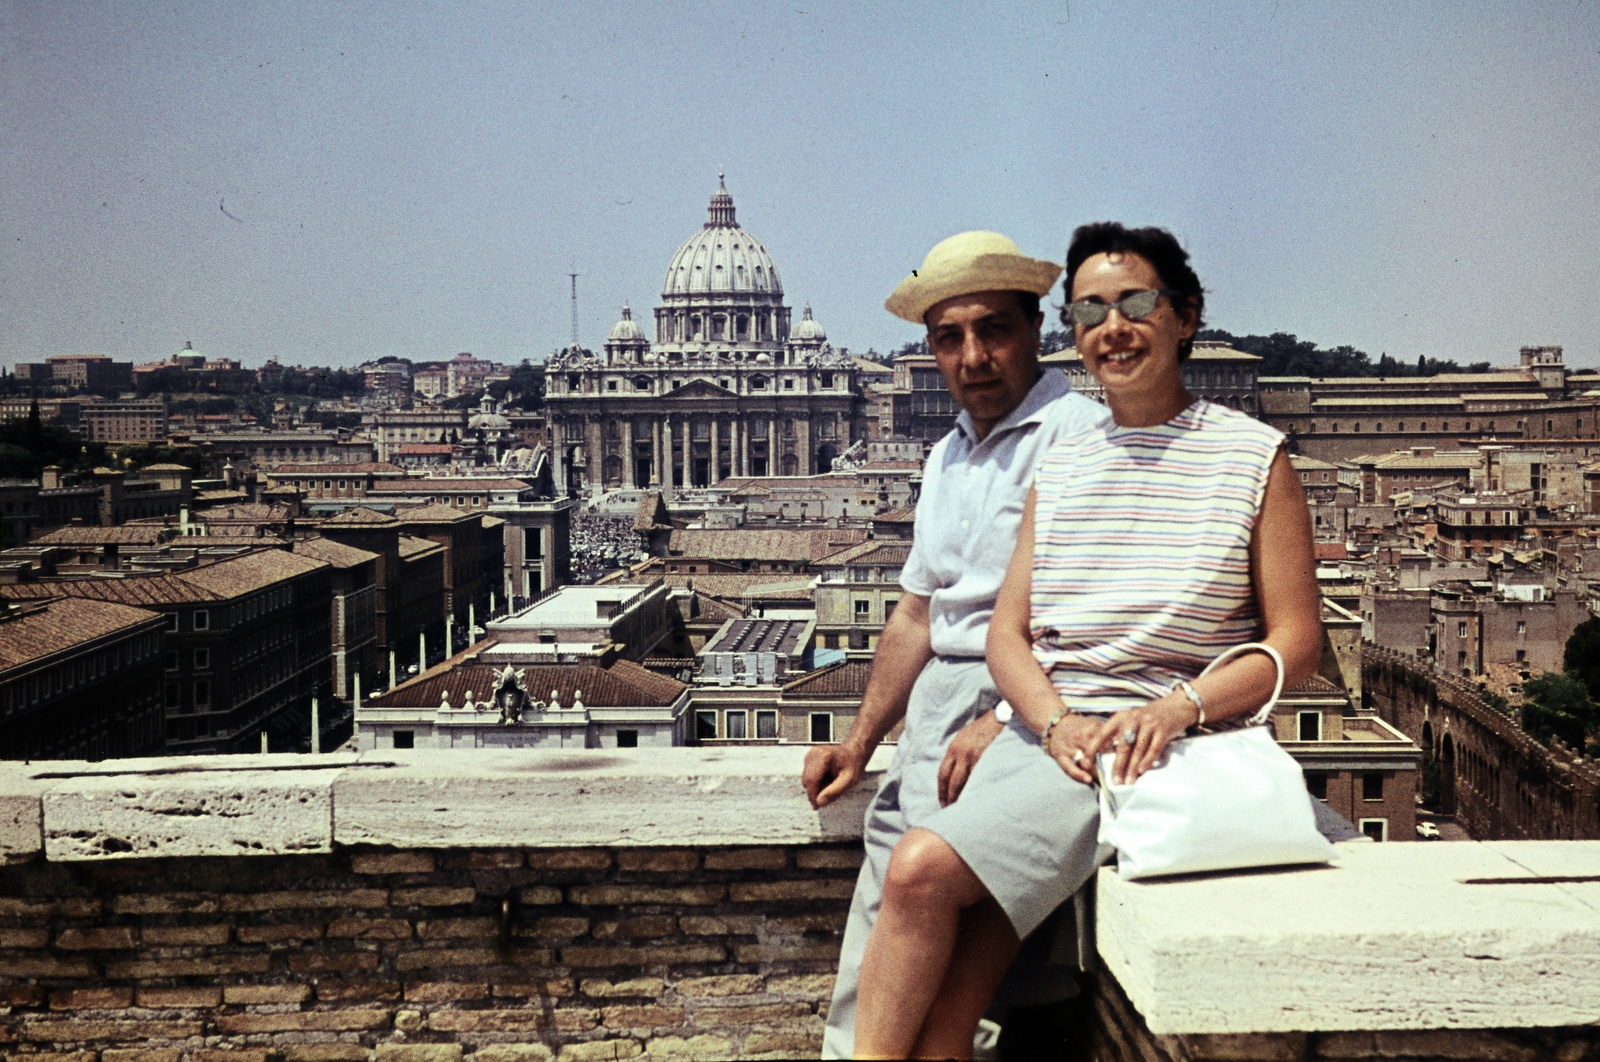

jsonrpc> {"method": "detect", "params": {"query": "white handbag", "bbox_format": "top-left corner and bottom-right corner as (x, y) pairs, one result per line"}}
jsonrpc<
(1095, 643), (1337, 880)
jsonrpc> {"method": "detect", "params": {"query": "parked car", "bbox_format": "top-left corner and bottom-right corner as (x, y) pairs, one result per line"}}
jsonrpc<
(1416, 822), (1441, 840)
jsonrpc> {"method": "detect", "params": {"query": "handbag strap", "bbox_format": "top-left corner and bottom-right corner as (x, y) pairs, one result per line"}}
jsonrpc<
(1196, 642), (1285, 726)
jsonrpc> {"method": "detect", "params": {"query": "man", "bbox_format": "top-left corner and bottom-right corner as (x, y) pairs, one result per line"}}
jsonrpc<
(803, 230), (1104, 1058)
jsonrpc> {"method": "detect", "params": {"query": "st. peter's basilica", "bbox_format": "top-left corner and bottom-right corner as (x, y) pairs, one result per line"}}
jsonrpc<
(545, 177), (865, 497)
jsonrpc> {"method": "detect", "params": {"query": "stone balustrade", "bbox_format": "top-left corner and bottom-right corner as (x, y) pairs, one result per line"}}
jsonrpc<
(1, 748), (1598, 1061)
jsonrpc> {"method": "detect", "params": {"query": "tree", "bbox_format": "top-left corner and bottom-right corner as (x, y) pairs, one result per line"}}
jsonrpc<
(1564, 618), (1600, 703)
(1520, 671), (1598, 749)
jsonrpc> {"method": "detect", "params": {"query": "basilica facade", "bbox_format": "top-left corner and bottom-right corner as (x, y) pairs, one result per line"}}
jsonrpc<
(545, 177), (865, 497)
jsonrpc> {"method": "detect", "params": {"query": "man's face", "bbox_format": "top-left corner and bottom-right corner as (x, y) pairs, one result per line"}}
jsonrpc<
(924, 291), (1043, 440)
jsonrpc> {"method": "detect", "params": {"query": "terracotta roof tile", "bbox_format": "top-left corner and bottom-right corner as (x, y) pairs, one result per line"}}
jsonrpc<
(294, 538), (380, 568)
(175, 549), (327, 597)
(0, 598), (163, 671)
(398, 535), (443, 559)
(666, 528), (867, 563)
(33, 526), (167, 546)
(370, 478), (532, 493)
(378, 659), (688, 709)
(273, 462), (404, 475)
(397, 503), (474, 523)
(0, 573), (215, 606)
(816, 540), (913, 566)
(783, 661), (872, 697)
(323, 506), (400, 527)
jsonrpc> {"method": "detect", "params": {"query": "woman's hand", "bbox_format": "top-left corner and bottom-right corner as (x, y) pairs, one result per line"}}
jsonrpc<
(1044, 713), (1109, 786)
(1094, 696), (1197, 785)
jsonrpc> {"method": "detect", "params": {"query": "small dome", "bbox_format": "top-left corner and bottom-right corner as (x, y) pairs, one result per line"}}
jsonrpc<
(608, 303), (647, 343)
(789, 303), (826, 342)
(468, 393), (511, 433)
(662, 175), (783, 298)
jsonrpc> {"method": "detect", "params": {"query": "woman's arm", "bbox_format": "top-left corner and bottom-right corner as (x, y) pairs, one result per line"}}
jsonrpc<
(987, 486), (1101, 785)
(1097, 447), (1323, 783)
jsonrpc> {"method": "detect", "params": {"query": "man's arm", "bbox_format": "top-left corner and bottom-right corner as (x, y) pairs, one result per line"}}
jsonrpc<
(802, 591), (934, 809)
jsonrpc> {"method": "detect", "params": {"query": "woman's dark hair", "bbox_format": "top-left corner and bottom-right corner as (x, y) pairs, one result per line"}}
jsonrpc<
(1063, 222), (1205, 361)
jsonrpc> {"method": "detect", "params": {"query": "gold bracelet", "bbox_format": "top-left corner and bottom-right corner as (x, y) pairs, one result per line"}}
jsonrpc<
(1040, 706), (1072, 753)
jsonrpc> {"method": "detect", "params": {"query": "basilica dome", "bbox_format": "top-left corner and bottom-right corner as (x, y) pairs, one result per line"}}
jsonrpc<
(789, 303), (826, 342)
(662, 175), (783, 298)
(607, 304), (647, 343)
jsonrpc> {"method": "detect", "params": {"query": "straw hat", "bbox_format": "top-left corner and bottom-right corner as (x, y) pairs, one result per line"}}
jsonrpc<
(884, 231), (1063, 324)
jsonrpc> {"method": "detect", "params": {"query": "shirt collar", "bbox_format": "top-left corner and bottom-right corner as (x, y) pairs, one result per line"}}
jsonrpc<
(953, 369), (1074, 446)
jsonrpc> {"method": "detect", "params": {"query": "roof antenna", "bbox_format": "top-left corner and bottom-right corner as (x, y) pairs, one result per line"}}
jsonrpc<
(567, 262), (581, 348)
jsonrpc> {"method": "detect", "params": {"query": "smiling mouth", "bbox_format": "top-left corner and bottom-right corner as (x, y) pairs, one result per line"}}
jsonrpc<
(1100, 350), (1143, 366)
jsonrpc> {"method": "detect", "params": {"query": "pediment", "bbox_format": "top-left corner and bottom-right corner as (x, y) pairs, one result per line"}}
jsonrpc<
(665, 379), (737, 399)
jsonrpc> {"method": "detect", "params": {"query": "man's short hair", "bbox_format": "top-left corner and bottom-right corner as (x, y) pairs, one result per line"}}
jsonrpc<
(924, 290), (1041, 329)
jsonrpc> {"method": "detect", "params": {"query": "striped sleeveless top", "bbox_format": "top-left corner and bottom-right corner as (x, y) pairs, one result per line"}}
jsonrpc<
(1030, 399), (1285, 713)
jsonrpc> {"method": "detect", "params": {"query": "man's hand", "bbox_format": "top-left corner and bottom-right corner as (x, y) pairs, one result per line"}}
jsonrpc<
(803, 743), (869, 809)
(937, 711), (1006, 806)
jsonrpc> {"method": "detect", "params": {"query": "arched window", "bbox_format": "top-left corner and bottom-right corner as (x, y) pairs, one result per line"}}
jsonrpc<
(633, 376), (650, 392)
(750, 375), (769, 391)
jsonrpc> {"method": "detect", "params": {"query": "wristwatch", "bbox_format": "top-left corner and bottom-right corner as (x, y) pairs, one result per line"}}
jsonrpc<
(994, 702), (1014, 725)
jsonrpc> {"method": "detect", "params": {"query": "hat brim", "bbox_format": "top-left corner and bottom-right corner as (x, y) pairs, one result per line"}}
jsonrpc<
(884, 253), (1063, 324)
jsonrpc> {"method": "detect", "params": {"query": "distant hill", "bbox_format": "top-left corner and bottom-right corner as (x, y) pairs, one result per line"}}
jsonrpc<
(1197, 329), (1491, 379)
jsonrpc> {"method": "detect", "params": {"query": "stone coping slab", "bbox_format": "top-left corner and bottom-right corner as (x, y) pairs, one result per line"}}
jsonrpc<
(1097, 839), (1600, 1034)
(0, 747), (888, 861)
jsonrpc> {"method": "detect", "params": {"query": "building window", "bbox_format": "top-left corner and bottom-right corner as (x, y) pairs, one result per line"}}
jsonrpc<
(194, 649), (210, 670)
(194, 610), (210, 631)
(1516, 621), (1527, 635)
(165, 683), (180, 709)
(696, 711), (718, 741)
(809, 712), (833, 743)
(164, 651), (179, 672)
(194, 681), (210, 709)
(1516, 649), (1526, 663)
(166, 613), (180, 632)
(1297, 711), (1321, 741)
(854, 599), (871, 620)
(820, 372), (834, 389)
(725, 711), (748, 740)
(606, 380), (618, 392)
(1458, 621), (1467, 638)
(883, 598), (898, 623)
(616, 729), (639, 748)
(1458, 651), (1468, 667)
(1362, 773), (1384, 801)
(783, 378), (795, 390)
(756, 710), (778, 739)
(1359, 818), (1388, 842)
(1304, 771), (1328, 801)
(393, 730), (415, 749)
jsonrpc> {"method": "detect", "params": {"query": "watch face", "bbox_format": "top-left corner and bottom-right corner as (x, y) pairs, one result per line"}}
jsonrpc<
(995, 702), (1013, 724)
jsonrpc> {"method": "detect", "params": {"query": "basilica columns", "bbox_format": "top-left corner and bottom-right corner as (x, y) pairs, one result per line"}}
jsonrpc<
(651, 420), (661, 487)
(663, 418), (674, 491)
(740, 421), (750, 478)
(622, 419), (634, 489)
(709, 418), (720, 485)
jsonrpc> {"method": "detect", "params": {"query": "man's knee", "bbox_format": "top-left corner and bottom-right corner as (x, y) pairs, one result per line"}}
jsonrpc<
(882, 828), (982, 909)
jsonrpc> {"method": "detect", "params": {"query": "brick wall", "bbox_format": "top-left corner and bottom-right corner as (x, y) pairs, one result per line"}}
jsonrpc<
(1086, 968), (1600, 1062)
(0, 843), (860, 1061)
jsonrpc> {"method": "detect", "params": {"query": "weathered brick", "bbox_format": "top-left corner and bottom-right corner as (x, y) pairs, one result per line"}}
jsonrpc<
(109, 892), (218, 915)
(391, 886), (476, 906)
(732, 940), (840, 963)
(0, 985), (47, 1006)
(0, 896), (100, 917)
(692, 1001), (811, 1027)
(592, 916), (675, 940)
(520, 885), (564, 905)
(557, 1041), (642, 1062)
(50, 986), (135, 1009)
(673, 917), (726, 937)
(1371, 1031), (1536, 1062)
(492, 977), (576, 998)
(702, 848), (786, 871)
(442, 849), (526, 869)
(282, 1046), (374, 1062)
(54, 926), (138, 950)
(603, 1005), (683, 1029)
(569, 885), (723, 907)
(351, 851), (436, 875)
(7, 955), (100, 977)
(25, 1053), (100, 1062)
(328, 917), (414, 940)
(374, 1046), (463, 1062)
(192, 1051), (275, 1062)
(727, 880), (854, 902)
(0, 927), (49, 947)
(23, 1019), (204, 1041)
(104, 955), (272, 978)
(418, 917), (496, 939)
(518, 916), (590, 939)
(641, 1035), (733, 1059)
(741, 1031), (822, 1056)
(101, 1051), (184, 1062)
(795, 847), (864, 870)
(223, 983), (312, 1004)
(222, 889), (389, 912)
(215, 1006), (393, 1033)
(428, 1010), (546, 1032)
(672, 975), (763, 998)
(288, 950), (381, 974)
(394, 947), (504, 971)
(582, 978), (666, 998)
(315, 979), (402, 1001)
(140, 924), (231, 946)
(236, 921), (325, 943)
(616, 850), (698, 873)
(1172, 1033), (1307, 1061)
(563, 944), (725, 968)
(473, 1046), (555, 1062)
(552, 1007), (602, 1031)
(135, 986), (222, 1008)
(764, 912), (847, 935)
(765, 973), (835, 997)
(404, 980), (489, 1002)
(527, 849), (612, 871)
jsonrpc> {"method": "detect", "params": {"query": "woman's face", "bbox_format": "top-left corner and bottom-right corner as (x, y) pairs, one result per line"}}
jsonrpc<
(1071, 251), (1196, 401)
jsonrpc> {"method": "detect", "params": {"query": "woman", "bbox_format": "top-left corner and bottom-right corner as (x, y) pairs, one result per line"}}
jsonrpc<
(851, 223), (1323, 1059)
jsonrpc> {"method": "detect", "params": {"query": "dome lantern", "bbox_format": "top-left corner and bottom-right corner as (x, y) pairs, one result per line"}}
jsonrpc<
(706, 172), (736, 227)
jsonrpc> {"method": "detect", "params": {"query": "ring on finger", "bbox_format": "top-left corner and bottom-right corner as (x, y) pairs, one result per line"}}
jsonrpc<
(1122, 728), (1138, 746)
(1071, 749), (1086, 765)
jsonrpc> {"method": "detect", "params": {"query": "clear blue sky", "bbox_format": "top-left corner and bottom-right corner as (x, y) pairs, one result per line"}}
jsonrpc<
(3, 1), (1597, 369)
